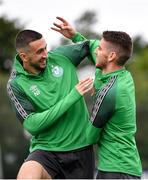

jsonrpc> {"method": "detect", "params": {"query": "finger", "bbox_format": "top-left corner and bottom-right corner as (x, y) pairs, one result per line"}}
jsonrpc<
(80, 77), (93, 83)
(81, 80), (93, 88)
(86, 85), (93, 91)
(83, 85), (93, 93)
(56, 16), (68, 24)
(84, 82), (93, 89)
(52, 23), (68, 31)
(60, 25), (70, 30)
(51, 27), (61, 32)
(77, 78), (93, 87)
(53, 22), (61, 29)
(78, 82), (93, 92)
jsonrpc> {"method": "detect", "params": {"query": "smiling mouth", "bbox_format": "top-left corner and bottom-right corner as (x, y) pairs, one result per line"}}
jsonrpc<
(40, 59), (47, 65)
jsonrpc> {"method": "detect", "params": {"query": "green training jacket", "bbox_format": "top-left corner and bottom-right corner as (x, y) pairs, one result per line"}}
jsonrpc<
(7, 41), (95, 152)
(72, 33), (142, 177)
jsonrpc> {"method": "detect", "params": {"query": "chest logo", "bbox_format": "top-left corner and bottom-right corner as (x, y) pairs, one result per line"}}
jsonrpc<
(30, 85), (40, 96)
(51, 65), (63, 77)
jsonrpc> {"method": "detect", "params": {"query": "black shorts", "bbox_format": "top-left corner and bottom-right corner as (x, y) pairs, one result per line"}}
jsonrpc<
(25, 145), (95, 179)
(96, 170), (141, 179)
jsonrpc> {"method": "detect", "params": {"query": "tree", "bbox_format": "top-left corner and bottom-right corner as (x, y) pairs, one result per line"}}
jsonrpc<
(127, 38), (148, 169)
(0, 16), (23, 73)
(128, 44), (148, 107)
(74, 10), (100, 39)
(0, 3), (27, 178)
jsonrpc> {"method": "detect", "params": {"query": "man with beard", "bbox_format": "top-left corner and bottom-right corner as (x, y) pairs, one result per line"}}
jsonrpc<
(7, 29), (95, 179)
(51, 17), (142, 179)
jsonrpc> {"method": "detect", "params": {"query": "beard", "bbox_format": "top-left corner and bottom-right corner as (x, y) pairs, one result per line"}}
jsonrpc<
(29, 58), (47, 72)
(95, 56), (107, 70)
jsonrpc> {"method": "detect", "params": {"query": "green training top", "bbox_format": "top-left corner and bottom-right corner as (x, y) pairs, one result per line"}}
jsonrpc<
(72, 33), (142, 177)
(7, 41), (94, 152)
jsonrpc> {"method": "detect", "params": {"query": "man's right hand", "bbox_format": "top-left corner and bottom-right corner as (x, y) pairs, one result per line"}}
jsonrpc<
(51, 16), (76, 39)
(76, 78), (93, 95)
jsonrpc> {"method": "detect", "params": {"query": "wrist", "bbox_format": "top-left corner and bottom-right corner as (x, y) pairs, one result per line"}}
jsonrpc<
(70, 32), (80, 41)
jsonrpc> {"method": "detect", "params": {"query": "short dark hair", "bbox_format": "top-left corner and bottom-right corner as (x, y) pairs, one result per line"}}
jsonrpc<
(15, 30), (42, 51)
(102, 31), (133, 65)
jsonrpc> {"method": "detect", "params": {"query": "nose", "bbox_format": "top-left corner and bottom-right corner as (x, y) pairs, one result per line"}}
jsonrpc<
(42, 49), (48, 58)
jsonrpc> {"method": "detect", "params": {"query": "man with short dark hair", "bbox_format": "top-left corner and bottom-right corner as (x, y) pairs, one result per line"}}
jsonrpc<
(7, 29), (95, 179)
(52, 17), (142, 179)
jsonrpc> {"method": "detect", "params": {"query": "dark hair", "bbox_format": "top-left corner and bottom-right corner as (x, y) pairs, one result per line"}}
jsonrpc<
(15, 30), (42, 51)
(102, 31), (133, 65)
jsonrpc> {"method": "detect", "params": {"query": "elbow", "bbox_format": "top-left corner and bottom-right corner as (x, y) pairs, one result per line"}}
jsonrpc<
(23, 119), (40, 136)
(24, 124), (39, 136)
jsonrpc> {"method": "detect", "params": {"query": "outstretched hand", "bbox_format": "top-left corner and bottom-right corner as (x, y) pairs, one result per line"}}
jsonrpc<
(76, 78), (94, 95)
(51, 16), (76, 39)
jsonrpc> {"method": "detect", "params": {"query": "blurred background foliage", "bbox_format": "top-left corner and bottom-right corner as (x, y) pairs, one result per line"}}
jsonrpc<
(0, 7), (148, 178)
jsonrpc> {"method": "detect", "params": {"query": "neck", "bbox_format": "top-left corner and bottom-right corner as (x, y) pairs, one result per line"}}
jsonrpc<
(102, 64), (123, 74)
(23, 64), (41, 75)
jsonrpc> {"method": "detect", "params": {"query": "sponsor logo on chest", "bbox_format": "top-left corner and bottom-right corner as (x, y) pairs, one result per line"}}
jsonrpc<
(30, 85), (40, 96)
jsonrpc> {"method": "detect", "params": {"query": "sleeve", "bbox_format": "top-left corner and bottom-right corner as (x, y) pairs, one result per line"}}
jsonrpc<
(71, 32), (100, 64)
(7, 82), (35, 124)
(86, 120), (102, 144)
(71, 32), (87, 42)
(86, 77), (117, 144)
(90, 76), (117, 129)
(7, 82), (82, 136)
(52, 41), (90, 66)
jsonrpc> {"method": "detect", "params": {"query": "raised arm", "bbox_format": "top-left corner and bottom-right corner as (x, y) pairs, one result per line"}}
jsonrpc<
(51, 16), (100, 64)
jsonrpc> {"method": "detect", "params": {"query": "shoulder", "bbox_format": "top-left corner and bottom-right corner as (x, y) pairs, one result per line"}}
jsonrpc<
(95, 75), (118, 104)
(117, 70), (134, 93)
(7, 69), (24, 94)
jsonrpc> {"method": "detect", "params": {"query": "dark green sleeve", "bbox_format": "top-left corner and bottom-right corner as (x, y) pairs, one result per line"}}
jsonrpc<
(85, 77), (117, 145)
(52, 41), (90, 66)
(71, 32), (100, 64)
(86, 120), (102, 144)
(7, 82), (35, 123)
(91, 76), (117, 128)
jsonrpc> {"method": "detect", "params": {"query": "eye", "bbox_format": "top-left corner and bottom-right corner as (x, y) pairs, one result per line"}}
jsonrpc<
(36, 45), (47, 54)
(37, 48), (44, 54)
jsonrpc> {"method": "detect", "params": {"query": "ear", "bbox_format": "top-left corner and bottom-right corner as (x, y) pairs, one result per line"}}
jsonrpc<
(108, 52), (117, 62)
(19, 52), (28, 63)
